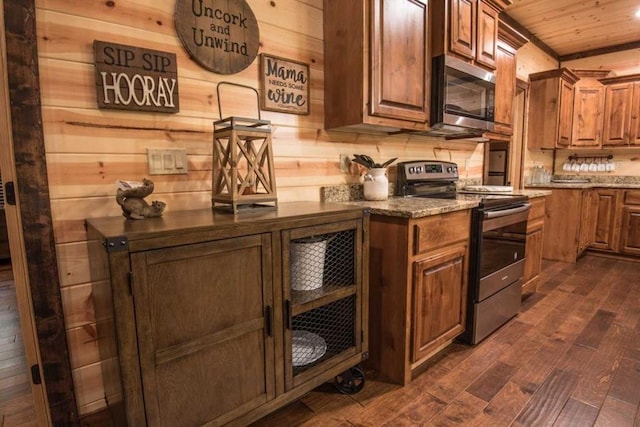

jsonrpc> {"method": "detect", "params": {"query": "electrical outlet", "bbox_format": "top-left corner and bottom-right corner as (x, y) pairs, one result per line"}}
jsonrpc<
(339, 154), (351, 173)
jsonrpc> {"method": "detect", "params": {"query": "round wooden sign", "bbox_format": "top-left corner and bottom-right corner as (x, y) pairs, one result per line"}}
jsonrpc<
(175, 0), (260, 75)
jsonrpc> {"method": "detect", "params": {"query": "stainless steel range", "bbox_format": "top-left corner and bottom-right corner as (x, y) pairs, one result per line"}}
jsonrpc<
(396, 160), (530, 344)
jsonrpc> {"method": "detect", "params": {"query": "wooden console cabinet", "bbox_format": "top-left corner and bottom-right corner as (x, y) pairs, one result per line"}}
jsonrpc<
(86, 202), (369, 426)
(368, 209), (470, 385)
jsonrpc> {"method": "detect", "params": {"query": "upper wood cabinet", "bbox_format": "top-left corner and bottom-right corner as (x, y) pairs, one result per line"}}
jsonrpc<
(449, 0), (477, 61)
(527, 68), (579, 149)
(632, 83), (640, 145)
(570, 70), (608, 148)
(323, 0), (430, 133)
(476, 1), (500, 69)
(433, 0), (510, 71)
(529, 69), (640, 150)
(601, 75), (640, 147)
(493, 20), (527, 135)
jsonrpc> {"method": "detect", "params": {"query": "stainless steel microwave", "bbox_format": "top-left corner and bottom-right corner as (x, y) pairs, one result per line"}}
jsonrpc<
(429, 54), (496, 137)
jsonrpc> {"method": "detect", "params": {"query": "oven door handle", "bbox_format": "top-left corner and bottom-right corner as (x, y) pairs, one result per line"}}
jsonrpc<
(483, 203), (531, 219)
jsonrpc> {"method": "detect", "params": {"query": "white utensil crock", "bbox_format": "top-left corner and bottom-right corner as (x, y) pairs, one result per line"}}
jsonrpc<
(363, 168), (389, 201)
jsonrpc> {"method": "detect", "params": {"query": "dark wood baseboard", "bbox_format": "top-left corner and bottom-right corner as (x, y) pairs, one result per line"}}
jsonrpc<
(585, 249), (640, 263)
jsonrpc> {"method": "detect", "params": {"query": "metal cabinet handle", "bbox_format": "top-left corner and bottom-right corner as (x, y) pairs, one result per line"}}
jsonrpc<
(265, 306), (273, 337)
(285, 300), (292, 330)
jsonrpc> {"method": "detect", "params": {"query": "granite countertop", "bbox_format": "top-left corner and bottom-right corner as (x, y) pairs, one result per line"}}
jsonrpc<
(335, 197), (479, 219)
(458, 189), (552, 198)
(525, 175), (640, 190)
(321, 184), (550, 219)
(527, 182), (640, 189)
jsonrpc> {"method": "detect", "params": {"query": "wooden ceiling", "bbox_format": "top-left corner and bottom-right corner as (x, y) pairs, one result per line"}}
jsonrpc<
(503, 0), (640, 60)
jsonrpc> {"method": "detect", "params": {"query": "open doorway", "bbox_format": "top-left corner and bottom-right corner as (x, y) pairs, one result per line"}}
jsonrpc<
(1, 2), (51, 424)
(484, 142), (510, 185)
(0, 214), (39, 425)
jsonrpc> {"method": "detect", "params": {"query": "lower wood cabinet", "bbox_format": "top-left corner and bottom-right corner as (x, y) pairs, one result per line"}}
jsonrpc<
(620, 207), (640, 255)
(541, 187), (640, 260)
(578, 189), (598, 254)
(584, 188), (640, 257)
(86, 202), (369, 426)
(620, 190), (640, 256)
(412, 244), (467, 362)
(522, 196), (546, 297)
(368, 209), (470, 385)
(540, 188), (596, 263)
(591, 189), (621, 252)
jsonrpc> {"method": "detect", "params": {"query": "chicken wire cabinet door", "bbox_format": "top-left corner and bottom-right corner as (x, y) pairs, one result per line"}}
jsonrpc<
(282, 219), (367, 390)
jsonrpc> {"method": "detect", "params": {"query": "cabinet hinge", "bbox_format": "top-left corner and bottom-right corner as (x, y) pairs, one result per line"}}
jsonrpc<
(4, 181), (16, 205)
(30, 364), (42, 385)
(128, 271), (134, 295)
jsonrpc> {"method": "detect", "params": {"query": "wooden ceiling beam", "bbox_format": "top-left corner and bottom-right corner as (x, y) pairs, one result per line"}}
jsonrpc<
(559, 41), (640, 63)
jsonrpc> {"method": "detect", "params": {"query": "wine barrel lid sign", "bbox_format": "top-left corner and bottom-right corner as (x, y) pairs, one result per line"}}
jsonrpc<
(175, 0), (259, 75)
(94, 40), (179, 113)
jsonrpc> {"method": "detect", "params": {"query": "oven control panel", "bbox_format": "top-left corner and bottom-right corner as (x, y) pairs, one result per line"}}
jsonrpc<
(397, 160), (458, 182)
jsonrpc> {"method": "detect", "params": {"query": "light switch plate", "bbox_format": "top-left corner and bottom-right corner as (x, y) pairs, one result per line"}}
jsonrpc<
(147, 148), (188, 175)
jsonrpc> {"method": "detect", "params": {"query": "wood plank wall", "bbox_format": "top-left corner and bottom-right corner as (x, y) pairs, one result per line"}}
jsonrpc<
(34, 0), (485, 415)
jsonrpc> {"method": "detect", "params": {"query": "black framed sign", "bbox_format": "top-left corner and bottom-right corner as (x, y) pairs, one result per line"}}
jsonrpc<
(260, 54), (310, 115)
(94, 40), (179, 113)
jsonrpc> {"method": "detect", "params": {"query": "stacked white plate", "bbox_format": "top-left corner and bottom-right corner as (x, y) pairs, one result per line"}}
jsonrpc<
(291, 330), (327, 367)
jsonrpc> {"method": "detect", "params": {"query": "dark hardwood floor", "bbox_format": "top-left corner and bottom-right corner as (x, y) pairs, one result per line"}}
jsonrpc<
(252, 254), (640, 426)
(0, 262), (37, 427)
(4, 254), (640, 426)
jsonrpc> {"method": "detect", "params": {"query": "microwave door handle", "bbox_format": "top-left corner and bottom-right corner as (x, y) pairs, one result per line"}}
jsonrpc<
(483, 203), (531, 219)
